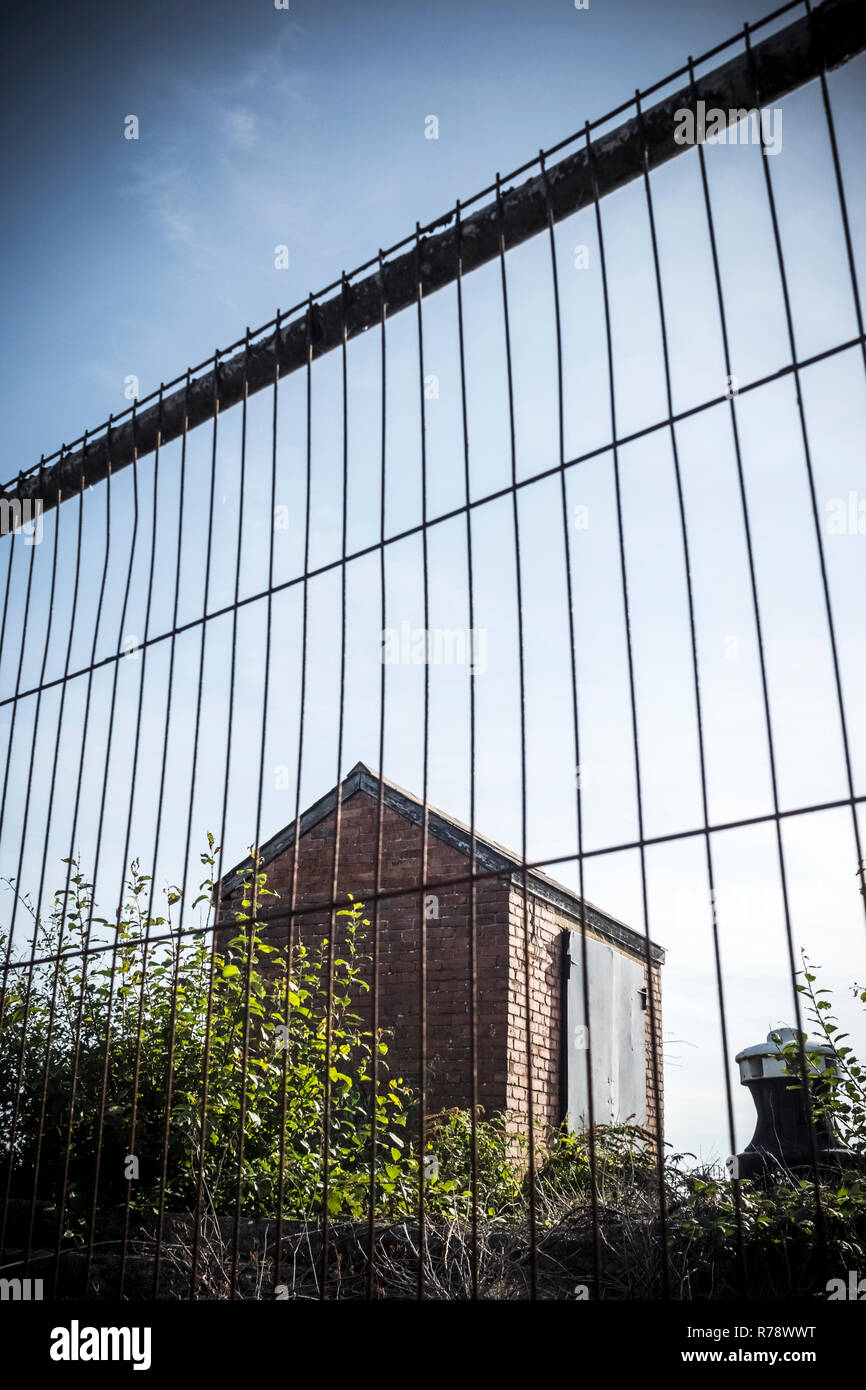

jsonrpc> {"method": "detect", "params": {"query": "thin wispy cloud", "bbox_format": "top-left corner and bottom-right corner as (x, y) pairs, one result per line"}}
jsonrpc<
(224, 106), (258, 150)
(116, 41), (315, 280)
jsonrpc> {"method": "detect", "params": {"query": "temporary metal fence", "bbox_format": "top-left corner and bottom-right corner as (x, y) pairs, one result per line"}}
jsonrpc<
(0, 0), (864, 1300)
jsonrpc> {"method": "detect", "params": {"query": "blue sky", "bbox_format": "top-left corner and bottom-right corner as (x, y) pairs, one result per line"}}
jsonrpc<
(1, 0), (816, 470)
(2, 0), (866, 1166)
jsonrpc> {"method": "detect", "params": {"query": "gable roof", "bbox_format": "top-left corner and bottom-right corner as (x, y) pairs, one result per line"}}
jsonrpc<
(221, 761), (664, 964)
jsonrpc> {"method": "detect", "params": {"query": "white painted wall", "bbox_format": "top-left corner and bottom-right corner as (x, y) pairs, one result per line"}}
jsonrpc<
(566, 935), (647, 1129)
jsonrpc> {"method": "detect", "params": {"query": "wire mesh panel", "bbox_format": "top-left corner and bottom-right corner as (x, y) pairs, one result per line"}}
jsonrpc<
(0, 0), (865, 1302)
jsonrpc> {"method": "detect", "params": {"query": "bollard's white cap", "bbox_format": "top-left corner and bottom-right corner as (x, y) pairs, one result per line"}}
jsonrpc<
(734, 1026), (834, 1082)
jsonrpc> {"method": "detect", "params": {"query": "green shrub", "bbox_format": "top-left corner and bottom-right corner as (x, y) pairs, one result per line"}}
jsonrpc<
(0, 841), (522, 1232)
(3, 849), (866, 1302)
(776, 951), (866, 1158)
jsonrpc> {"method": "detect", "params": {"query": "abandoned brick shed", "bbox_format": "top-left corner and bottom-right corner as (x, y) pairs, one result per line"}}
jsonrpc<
(220, 762), (665, 1138)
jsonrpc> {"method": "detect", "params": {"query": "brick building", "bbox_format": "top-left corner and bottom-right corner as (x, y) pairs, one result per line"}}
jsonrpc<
(221, 763), (665, 1139)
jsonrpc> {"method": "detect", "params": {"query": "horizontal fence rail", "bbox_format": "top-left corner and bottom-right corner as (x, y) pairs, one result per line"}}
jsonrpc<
(2, 0), (864, 514)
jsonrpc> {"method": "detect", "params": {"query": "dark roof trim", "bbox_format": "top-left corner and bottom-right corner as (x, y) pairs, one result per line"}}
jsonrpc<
(221, 761), (665, 964)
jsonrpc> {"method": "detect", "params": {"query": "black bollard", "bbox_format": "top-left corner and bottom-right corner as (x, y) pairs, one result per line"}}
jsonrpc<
(732, 1027), (856, 1182)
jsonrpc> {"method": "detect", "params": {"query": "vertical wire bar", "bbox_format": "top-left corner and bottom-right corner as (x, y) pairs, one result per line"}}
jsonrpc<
(808, 0), (866, 908)
(253, 312), (280, 1285)
(366, 256), (388, 1300)
(0, 522), (19, 986)
(454, 200), (480, 1299)
(0, 460), (65, 1269)
(0, 501), (14, 662)
(117, 388), (165, 1298)
(52, 433), (115, 1291)
(769, 10), (866, 930)
(83, 407), (141, 1294)
(23, 458), (87, 1276)
(689, 47), (826, 1262)
(320, 276), (351, 1298)
(494, 173), (537, 1299)
(584, 122), (670, 1297)
(130, 382), (177, 1299)
(199, 334), (247, 1290)
(537, 153), (602, 1301)
(0, 514), (25, 1150)
(414, 224), (431, 1301)
(152, 370), (191, 1298)
(633, 92), (747, 1294)
(744, 20), (832, 1249)
(188, 354), (224, 1298)
(0, 498), (16, 689)
(81, 415), (141, 1294)
(280, 297), (315, 1290)
(807, 0), (866, 387)
(0, 471), (41, 1045)
(223, 331), (253, 1301)
(1, 470), (61, 962)
(0, 494), (37, 1267)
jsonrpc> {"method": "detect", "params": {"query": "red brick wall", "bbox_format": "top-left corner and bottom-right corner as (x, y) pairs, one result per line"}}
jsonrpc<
(505, 891), (562, 1137)
(645, 956), (664, 1137)
(221, 792), (512, 1118)
(220, 789), (664, 1140)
